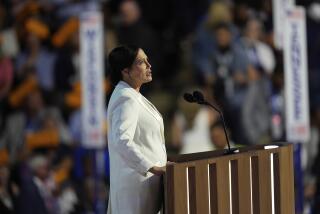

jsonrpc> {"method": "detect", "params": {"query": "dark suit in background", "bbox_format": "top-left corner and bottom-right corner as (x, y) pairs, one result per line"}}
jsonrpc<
(17, 178), (48, 214)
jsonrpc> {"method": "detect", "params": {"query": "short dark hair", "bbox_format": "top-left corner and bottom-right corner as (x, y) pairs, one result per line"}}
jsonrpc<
(213, 22), (231, 33)
(108, 45), (140, 85)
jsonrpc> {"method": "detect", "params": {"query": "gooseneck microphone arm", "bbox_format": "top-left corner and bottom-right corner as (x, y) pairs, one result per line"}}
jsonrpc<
(204, 102), (232, 152)
(184, 91), (236, 155)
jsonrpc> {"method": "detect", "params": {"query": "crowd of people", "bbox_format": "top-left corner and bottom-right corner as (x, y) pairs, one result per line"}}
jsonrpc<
(0, 0), (320, 213)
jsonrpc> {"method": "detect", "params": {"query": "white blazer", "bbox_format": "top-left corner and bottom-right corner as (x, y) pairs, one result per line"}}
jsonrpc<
(107, 81), (167, 214)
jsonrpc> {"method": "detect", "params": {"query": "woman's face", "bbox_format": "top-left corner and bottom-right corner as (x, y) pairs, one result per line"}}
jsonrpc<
(127, 49), (152, 86)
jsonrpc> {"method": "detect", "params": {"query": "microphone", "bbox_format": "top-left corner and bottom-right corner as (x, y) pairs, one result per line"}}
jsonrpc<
(192, 91), (205, 104)
(193, 91), (222, 114)
(183, 93), (196, 103)
(185, 90), (237, 155)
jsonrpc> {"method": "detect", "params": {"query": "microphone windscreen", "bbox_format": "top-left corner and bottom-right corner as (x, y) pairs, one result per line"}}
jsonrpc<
(193, 91), (204, 102)
(183, 93), (195, 103)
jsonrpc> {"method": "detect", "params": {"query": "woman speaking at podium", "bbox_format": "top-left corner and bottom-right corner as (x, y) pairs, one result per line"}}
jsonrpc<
(107, 45), (167, 214)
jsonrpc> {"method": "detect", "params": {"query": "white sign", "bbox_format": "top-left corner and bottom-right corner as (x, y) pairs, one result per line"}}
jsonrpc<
(284, 7), (310, 143)
(80, 11), (106, 148)
(273, 0), (295, 49)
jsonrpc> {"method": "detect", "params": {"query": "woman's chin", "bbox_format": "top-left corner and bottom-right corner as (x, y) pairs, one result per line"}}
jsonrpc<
(145, 76), (152, 82)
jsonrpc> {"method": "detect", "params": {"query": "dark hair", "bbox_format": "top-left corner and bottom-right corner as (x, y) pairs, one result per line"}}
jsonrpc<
(108, 45), (140, 85)
(213, 22), (231, 33)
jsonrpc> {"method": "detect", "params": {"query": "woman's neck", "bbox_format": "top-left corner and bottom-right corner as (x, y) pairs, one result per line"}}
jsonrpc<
(122, 79), (141, 92)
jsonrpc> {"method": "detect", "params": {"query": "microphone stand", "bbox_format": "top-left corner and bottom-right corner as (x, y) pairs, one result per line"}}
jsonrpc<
(199, 100), (238, 155)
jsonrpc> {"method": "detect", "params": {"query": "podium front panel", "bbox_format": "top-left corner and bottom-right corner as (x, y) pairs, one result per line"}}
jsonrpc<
(165, 144), (295, 214)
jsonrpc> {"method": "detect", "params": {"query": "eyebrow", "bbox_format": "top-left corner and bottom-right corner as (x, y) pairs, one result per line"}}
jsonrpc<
(136, 57), (148, 61)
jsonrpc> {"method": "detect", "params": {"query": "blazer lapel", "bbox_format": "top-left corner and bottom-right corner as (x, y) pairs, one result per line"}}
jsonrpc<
(137, 95), (162, 123)
(141, 95), (165, 143)
(117, 81), (162, 122)
(117, 81), (165, 144)
(132, 91), (166, 146)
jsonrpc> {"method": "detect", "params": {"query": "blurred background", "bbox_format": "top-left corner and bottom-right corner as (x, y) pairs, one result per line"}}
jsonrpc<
(0, 0), (320, 213)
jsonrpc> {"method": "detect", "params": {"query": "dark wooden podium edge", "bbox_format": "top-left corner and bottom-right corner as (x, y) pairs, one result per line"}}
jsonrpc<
(167, 142), (288, 163)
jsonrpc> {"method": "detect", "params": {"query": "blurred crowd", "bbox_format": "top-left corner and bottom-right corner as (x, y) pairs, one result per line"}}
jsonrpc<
(1, 0), (320, 213)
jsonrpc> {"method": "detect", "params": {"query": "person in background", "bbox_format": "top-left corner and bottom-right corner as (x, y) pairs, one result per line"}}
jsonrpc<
(1, 89), (72, 161)
(240, 18), (275, 77)
(115, 0), (163, 90)
(107, 45), (167, 214)
(241, 63), (271, 145)
(192, 1), (239, 86)
(240, 18), (274, 145)
(15, 32), (56, 93)
(17, 155), (58, 214)
(209, 22), (250, 145)
(173, 90), (217, 154)
(209, 120), (235, 150)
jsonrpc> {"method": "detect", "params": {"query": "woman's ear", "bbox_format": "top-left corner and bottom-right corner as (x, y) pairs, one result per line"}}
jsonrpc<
(121, 68), (129, 78)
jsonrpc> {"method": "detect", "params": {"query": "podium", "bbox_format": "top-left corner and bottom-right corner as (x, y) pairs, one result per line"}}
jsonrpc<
(164, 144), (295, 214)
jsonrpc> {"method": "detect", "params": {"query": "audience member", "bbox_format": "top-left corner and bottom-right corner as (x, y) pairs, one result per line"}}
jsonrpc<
(209, 120), (235, 150)
(17, 155), (57, 214)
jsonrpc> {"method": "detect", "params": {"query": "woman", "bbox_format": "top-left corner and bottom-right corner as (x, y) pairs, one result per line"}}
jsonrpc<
(107, 45), (167, 214)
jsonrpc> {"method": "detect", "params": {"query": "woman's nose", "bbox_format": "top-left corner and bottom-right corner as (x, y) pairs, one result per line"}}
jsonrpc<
(147, 61), (151, 68)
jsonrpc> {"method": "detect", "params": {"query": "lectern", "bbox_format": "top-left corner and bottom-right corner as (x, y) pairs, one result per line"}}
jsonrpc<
(165, 144), (295, 214)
